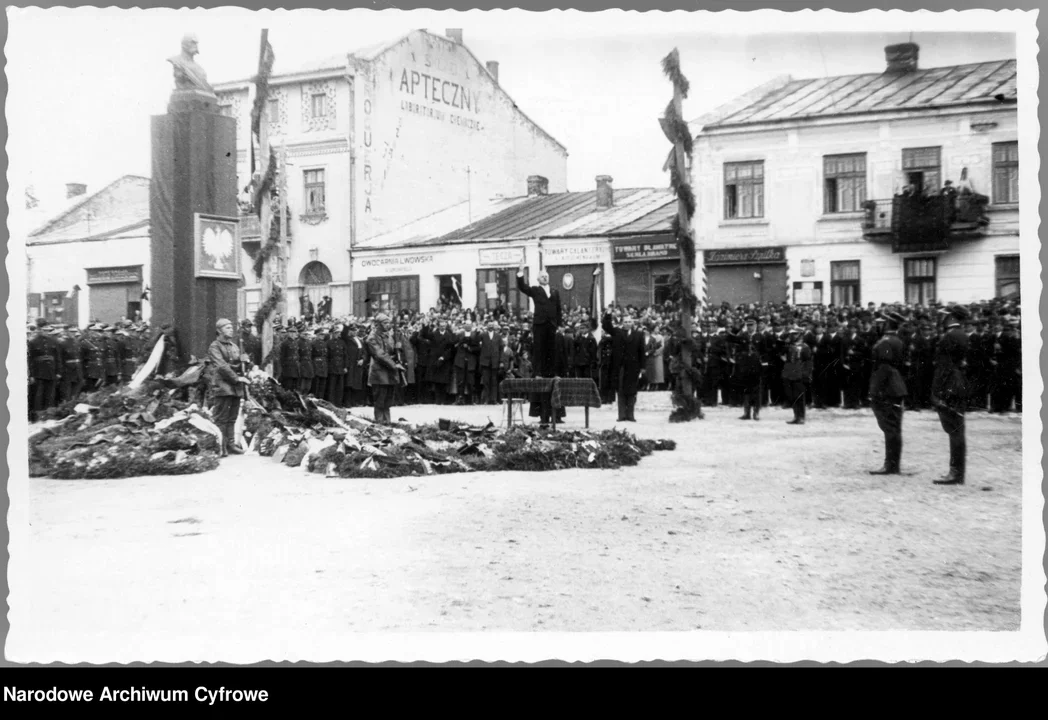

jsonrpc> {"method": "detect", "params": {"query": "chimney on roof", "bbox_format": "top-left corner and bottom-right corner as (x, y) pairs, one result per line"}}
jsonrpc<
(66, 183), (87, 199)
(446, 28), (463, 44)
(486, 61), (500, 84)
(527, 175), (549, 196)
(595, 175), (614, 209)
(884, 42), (919, 74)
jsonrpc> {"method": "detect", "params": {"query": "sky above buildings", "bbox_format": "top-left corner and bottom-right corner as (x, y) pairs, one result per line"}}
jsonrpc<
(6, 7), (1026, 229)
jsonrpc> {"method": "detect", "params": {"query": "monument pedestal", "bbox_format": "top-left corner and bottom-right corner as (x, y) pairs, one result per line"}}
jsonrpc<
(150, 91), (238, 362)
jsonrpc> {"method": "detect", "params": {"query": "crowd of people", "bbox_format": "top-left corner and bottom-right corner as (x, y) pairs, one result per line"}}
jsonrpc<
(26, 295), (1022, 428)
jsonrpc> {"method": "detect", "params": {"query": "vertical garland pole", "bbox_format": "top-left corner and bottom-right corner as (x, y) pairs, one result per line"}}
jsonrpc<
(277, 141), (288, 327)
(661, 48), (700, 422)
(255, 29), (275, 373)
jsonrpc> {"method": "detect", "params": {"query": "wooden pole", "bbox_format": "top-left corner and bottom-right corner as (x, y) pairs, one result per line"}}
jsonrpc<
(277, 142), (288, 323)
(256, 29), (275, 372)
(670, 51), (696, 409)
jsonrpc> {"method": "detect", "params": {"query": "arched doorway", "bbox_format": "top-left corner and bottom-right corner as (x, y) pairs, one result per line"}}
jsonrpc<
(298, 261), (332, 321)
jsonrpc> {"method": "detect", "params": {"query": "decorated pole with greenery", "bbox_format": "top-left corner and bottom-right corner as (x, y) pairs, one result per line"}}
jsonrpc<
(251, 30), (283, 371)
(660, 48), (702, 423)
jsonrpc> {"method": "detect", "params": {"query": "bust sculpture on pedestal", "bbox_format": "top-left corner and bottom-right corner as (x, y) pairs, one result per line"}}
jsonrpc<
(167, 33), (218, 112)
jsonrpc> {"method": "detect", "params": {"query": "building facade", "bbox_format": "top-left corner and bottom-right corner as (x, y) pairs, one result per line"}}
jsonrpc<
(24, 176), (152, 326)
(213, 28), (568, 321)
(346, 176), (678, 316)
(690, 44), (1020, 307)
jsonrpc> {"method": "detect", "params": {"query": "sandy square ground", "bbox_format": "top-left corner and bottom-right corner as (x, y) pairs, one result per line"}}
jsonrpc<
(7, 393), (1026, 662)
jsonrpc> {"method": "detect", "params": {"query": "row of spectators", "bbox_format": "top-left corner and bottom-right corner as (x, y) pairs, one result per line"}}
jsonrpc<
(26, 296), (1022, 421)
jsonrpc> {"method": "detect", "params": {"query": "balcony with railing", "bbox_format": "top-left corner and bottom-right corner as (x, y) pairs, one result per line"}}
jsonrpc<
(861, 190), (990, 253)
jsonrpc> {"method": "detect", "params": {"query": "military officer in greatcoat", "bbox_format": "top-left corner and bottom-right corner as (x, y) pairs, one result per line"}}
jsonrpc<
(28, 321), (61, 420)
(298, 325), (315, 395)
(868, 312), (909, 475)
(326, 321), (347, 406)
(311, 326), (330, 400)
(240, 319), (262, 368)
(57, 325), (85, 405)
(101, 325), (120, 386)
(82, 323), (107, 390)
(932, 305), (971, 486)
(280, 325), (300, 391)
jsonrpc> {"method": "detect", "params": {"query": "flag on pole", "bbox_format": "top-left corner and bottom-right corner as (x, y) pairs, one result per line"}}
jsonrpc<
(451, 276), (462, 302)
(590, 266), (603, 326)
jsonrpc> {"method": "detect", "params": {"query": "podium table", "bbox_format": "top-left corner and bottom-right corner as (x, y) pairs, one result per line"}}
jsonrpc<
(498, 377), (601, 428)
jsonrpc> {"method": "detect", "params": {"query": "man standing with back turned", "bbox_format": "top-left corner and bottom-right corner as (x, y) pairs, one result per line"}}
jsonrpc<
(868, 312), (908, 475)
(517, 261), (562, 426)
(932, 305), (971, 486)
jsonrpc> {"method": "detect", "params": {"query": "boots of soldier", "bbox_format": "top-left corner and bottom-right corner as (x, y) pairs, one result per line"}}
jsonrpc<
(225, 424), (243, 455)
(889, 436), (902, 473)
(739, 397), (751, 420)
(869, 437), (897, 475)
(935, 434), (965, 485)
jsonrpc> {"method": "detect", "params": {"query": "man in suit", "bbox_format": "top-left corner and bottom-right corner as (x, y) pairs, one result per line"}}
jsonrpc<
(602, 311), (646, 422)
(932, 305), (971, 485)
(517, 262), (562, 425)
(868, 312), (909, 475)
(477, 319), (504, 405)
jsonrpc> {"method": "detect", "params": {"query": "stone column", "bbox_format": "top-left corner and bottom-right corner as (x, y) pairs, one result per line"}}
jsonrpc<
(150, 89), (238, 362)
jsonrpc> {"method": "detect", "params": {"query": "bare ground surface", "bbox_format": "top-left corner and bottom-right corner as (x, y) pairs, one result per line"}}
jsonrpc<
(10, 393), (1024, 660)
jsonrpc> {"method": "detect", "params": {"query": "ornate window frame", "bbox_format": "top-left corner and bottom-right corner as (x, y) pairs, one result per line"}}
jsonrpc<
(302, 81), (337, 132)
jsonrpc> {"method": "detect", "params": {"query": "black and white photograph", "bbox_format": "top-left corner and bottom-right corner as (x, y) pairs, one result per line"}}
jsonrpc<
(5, 6), (1044, 665)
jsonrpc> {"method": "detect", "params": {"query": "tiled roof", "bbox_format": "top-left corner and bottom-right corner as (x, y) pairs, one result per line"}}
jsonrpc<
(702, 59), (1017, 129)
(421, 188), (677, 245)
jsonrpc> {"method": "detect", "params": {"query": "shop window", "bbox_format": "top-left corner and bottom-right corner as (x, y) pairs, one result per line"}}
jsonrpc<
(792, 281), (823, 306)
(904, 257), (936, 305)
(995, 255), (1020, 298)
(218, 103), (234, 118)
(992, 141), (1019, 205)
(366, 276), (419, 317)
(724, 161), (764, 219)
(268, 98), (280, 124)
(311, 93), (327, 119)
(830, 260), (861, 306)
(902, 146), (941, 196)
(824, 154), (867, 213)
(304, 169), (325, 214)
(652, 272), (675, 306)
(476, 268), (529, 316)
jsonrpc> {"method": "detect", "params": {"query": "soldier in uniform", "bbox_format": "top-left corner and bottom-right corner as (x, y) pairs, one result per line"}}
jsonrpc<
(730, 322), (764, 421)
(782, 326), (813, 425)
(117, 327), (137, 382)
(932, 305), (971, 485)
(28, 321), (61, 420)
(326, 321), (347, 406)
(366, 314), (405, 425)
(208, 318), (251, 456)
(868, 312), (909, 475)
(343, 322), (370, 408)
(311, 326), (330, 400)
(240, 319), (262, 368)
(280, 325), (300, 391)
(297, 325), (315, 395)
(57, 325), (85, 405)
(82, 323), (107, 391)
(102, 326), (120, 386)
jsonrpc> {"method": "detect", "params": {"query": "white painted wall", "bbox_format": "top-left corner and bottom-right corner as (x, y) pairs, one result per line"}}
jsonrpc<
(693, 105), (1021, 304)
(26, 230), (152, 325)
